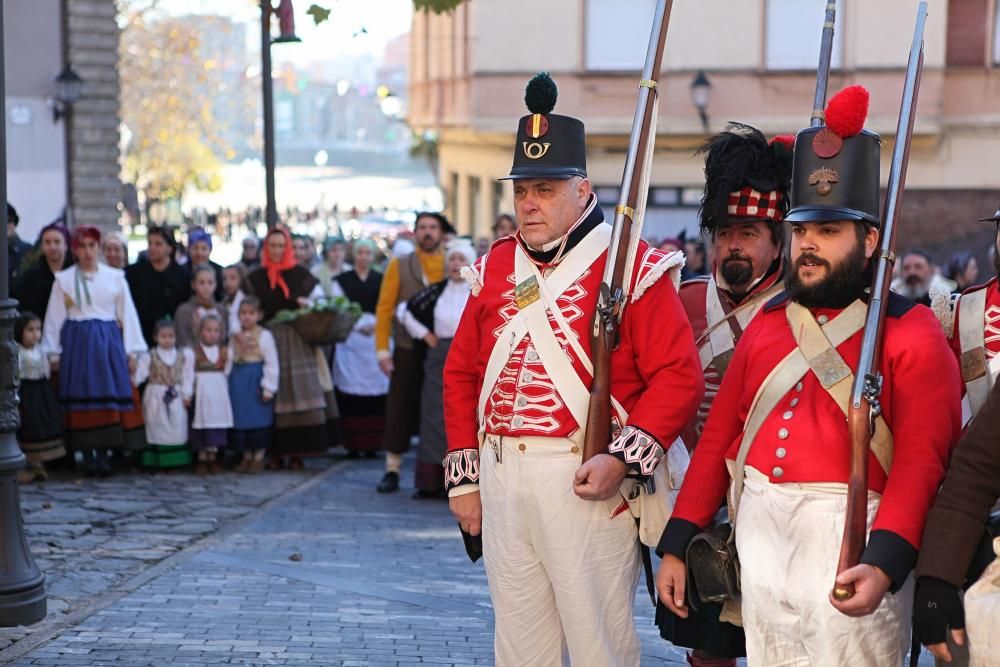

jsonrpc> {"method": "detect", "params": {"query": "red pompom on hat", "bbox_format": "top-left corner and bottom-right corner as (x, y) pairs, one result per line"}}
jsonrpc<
(769, 134), (795, 149)
(825, 85), (869, 139)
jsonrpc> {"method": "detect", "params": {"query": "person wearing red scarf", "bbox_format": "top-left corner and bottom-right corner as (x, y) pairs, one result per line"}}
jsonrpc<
(242, 227), (330, 468)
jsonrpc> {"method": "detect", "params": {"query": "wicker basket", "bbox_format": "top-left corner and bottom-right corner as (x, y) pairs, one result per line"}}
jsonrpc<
(292, 309), (360, 345)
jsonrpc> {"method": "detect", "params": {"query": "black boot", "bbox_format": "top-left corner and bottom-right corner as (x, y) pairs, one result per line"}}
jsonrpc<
(377, 471), (399, 494)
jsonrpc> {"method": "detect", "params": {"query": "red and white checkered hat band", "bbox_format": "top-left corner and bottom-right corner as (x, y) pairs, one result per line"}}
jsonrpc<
(727, 187), (786, 222)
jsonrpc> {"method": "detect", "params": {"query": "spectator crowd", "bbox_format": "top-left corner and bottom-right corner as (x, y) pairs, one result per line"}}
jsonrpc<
(5, 201), (987, 497)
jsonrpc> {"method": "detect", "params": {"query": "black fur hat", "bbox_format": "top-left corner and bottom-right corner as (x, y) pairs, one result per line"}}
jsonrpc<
(698, 123), (794, 236)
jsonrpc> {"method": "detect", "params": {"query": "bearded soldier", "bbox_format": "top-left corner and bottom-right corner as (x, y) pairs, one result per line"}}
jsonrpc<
(442, 73), (702, 666)
(660, 123), (793, 666)
(656, 86), (962, 665)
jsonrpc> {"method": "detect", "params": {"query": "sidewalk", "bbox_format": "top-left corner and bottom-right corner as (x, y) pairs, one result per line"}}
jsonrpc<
(3, 456), (691, 666)
(0, 460), (331, 658)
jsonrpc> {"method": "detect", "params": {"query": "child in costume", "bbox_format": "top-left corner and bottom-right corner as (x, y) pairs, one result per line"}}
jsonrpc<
(227, 296), (278, 473)
(174, 265), (228, 349)
(189, 313), (233, 474)
(222, 263), (246, 334)
(15, 311), (65, 483)
(133, 319), (194, 469)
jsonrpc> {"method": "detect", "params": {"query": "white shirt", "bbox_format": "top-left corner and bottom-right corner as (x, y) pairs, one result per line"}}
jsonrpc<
(396, 279), (470, 340)
(43, 264), (147, 356)
(225, 327), (280, 395)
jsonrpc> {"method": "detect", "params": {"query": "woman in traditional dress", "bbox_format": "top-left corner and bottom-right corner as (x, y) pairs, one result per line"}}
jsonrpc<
(312, 236), (352, 297)
(329, 239), (386, 457)
(43, 226), (147, 476)
(396, 240), (474, 498)
(133, 319), (194, 469)
(14, 222), (72, 327)
(242, 226), (328, 470)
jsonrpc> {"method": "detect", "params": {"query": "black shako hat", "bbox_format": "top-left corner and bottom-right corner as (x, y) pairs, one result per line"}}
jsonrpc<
(786, 85), (882, 227)
(978, 202), (1000, 222)
(500, 73), (587, 181)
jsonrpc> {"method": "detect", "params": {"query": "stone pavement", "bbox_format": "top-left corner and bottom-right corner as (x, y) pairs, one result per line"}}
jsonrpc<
(2, 455), (936, 666)
(0, 460), (332, 656)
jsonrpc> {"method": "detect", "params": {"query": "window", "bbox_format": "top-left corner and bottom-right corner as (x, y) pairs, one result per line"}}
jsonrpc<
(585, 0), (657, 71)
(765, 0), (844, 70)
(492, 181), (506, 221)
(468, 176), (481, 236)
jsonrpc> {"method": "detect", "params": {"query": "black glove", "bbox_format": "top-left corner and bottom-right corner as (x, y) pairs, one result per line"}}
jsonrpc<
(913, 576), (965, 646)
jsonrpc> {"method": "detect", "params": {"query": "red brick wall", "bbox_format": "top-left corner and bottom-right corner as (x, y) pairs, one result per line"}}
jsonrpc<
(946, 0), (989, 67)
(896, 188), (1000, 277)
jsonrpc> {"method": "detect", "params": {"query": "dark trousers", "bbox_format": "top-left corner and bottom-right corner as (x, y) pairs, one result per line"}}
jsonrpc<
(381, 345), (423, 455)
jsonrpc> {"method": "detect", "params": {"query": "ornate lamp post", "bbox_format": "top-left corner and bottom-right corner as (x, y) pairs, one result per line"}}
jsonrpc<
(0, 0), (47, 628)
(261, 0), (301, 227)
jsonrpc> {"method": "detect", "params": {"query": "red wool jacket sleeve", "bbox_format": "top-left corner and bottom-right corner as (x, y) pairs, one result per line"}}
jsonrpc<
(608, 271), (703, 470)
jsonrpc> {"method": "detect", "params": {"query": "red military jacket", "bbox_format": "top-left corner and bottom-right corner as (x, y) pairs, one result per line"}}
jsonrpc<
(660, 291), (962, 588)
(442, 220), (703, 491)
(678, 263), (784, 446)
(949, 276), (1000, 366)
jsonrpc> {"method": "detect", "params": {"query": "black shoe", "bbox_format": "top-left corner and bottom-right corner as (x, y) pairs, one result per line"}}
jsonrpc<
(377, 471), (399, 494)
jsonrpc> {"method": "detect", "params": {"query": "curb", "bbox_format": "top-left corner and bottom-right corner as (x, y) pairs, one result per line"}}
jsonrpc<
(0, 460), (349, 664)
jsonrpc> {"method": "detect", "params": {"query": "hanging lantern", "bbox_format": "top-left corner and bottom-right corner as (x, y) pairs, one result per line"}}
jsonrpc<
(273, 0), (301, 43)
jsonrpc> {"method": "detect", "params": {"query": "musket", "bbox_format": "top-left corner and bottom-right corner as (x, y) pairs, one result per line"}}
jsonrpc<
(832, 0), (927, 602)
(811, 1), (838, 127)
(582, 0), (673, 461)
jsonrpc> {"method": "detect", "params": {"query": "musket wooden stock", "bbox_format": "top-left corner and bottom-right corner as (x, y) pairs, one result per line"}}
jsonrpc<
(832, 0), (927, 601)
(582, 0), (672, 462)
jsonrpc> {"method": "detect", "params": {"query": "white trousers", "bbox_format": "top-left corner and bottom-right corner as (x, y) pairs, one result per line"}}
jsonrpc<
(965, 540), (1000, 666)
(735, 469), (913, 667)
(480, 435), (641, 667)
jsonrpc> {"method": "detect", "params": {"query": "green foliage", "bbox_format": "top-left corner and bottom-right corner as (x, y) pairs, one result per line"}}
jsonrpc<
(306, 4), (332, 25)
(413, 0), (468, 14)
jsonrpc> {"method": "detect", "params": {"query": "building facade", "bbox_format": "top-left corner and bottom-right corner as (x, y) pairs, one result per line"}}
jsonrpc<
(409, 0), (1000, 264)
(5, 0), (120, 241)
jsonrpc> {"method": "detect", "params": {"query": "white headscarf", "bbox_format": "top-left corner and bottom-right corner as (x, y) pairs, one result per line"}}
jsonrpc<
(446, 239), (477, 267)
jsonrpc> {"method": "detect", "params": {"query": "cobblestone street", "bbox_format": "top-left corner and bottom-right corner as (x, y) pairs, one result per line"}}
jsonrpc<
(0, 456), (694, 666)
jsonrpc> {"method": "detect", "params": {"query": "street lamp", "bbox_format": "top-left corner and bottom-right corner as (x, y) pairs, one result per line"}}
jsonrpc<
(50, 65), (83, 123)
(690, 70), (712, 133)
(0, 1), (48, 628)
(261, 0), (301, 228)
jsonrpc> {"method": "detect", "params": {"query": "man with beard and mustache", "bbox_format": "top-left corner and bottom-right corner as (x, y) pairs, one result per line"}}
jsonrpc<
(661, 123), (793, 666)
(898, 249), (935, 306)
(656, 85), (962, 665)
(373, 211), (453, 493)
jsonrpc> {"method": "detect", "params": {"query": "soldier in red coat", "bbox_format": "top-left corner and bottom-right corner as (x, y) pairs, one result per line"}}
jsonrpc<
(947, 202), (1000, 424)
(442, 73), (702, 666)
(662, 124), (793, 665)
(656, 86), (963, 665)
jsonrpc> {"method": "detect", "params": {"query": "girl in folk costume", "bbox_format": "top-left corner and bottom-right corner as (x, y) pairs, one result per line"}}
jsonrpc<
(15, 312), (65, 483)
(241, 226), (328, 470)
(396, 240), (473, 497)
(227, 296), (278, 473)
(330, 238), (386, 456)
(43, 225), (147, 477)
(133, 319), (194, 469)
(222, 263), (246, 335)
(174, 265), (229, 349)
(190, 314), (233, 475)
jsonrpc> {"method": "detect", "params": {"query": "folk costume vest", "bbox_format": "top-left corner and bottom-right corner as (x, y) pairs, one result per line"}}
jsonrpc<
(395, 251), (437, 349)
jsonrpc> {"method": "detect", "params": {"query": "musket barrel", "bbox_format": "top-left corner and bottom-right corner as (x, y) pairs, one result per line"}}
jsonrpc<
(848, 0), (927, 408)
(810, 1), (838, 127)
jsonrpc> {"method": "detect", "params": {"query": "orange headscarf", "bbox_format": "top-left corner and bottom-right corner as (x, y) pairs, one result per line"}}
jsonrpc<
(261, 226), (297, 299)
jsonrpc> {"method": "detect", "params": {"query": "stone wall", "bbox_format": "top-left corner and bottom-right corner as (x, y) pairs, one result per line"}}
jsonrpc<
(66, 0), (120, 229)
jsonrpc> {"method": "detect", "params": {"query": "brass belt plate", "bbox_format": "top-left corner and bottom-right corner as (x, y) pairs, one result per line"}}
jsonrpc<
(961, 347), (988, 382)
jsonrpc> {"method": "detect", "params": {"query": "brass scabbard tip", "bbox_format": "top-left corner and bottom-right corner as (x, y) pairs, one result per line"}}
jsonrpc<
(832, 586), (853, 601)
